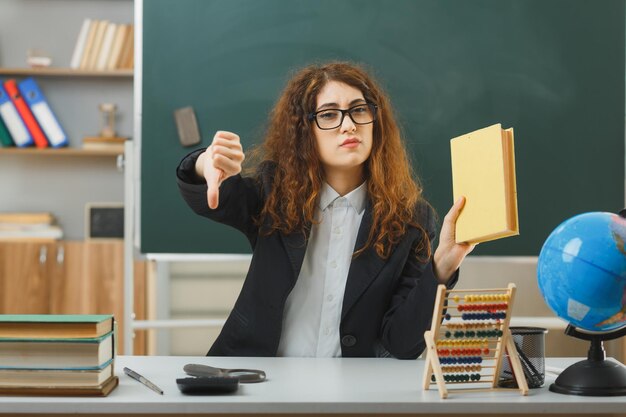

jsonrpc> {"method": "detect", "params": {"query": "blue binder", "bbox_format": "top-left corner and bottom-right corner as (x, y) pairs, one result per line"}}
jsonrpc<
(0, 82), (34, 147)
(18, 77), (68, 147)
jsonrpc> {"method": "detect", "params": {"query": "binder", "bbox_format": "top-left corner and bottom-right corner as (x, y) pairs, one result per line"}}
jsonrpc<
(18, 78), (68, 147)
(450, 123), (519, 244)
(0, 83), (34, 147)
(0, 116), (14, 147)
(3, 80), (48, 148)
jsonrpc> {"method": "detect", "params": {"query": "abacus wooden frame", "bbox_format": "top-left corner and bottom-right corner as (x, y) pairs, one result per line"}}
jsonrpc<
(422, 283), (529, 399)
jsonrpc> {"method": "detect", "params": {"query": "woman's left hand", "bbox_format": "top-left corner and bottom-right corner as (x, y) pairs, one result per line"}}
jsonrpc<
(433, 196), (475, 283)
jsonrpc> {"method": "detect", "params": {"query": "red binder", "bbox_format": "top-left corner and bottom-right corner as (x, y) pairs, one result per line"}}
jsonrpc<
(3, 79), (48, 148)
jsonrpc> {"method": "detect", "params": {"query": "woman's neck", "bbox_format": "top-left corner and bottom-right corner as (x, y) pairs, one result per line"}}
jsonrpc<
(324, 166), (365, 196)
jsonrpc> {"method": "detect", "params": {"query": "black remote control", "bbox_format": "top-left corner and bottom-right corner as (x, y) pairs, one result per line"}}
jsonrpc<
(176, 377), (239, 394)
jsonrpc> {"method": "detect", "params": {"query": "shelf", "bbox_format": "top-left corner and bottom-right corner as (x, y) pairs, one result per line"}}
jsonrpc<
(0, 148), (123, 157)
(0, 68), (133, 78)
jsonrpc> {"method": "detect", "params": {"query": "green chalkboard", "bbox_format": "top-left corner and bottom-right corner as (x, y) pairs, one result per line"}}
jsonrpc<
(141, 0), (625, 255)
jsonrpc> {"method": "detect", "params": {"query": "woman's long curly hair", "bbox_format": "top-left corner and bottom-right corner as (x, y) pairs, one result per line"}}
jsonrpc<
(249, 62), (430, 260)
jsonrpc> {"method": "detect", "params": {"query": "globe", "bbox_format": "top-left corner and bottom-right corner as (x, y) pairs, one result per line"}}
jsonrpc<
(537, 212), (626, 333)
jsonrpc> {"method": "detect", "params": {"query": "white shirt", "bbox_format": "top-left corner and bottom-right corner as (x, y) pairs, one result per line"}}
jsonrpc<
(277, 181), (367, 357)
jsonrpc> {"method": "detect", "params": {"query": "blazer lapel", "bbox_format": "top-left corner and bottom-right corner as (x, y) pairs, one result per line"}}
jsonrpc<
(280, 228), (310, 282)
(342, 202), (386, 320)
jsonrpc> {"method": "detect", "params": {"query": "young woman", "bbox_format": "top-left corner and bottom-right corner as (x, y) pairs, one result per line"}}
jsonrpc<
(176, 62), (474, 358)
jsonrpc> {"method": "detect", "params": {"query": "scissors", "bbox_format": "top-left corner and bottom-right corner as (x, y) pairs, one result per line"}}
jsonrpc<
(183, 363), (267, 383)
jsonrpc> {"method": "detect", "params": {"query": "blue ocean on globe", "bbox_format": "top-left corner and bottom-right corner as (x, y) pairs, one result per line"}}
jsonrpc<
(537, 212), (626, 332)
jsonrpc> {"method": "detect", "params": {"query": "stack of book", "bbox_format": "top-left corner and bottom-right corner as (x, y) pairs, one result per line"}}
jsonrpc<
(70, 19), (134, 71)
(0, 212), (63, 241)
(0, 78), (68, 149)
(0, 315), (118, 396)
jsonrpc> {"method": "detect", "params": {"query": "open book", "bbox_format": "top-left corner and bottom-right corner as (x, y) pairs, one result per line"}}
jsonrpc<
(450, 123), (519, 244)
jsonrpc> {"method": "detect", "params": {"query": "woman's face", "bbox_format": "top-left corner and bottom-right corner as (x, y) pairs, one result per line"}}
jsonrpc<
(312, 81), (374, 177)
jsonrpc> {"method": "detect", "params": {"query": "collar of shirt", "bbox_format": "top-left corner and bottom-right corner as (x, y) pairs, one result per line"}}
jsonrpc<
(318, 181), (367, 214)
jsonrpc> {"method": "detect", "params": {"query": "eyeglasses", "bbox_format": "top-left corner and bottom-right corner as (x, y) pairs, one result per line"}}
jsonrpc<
(308, 102), (378, 130)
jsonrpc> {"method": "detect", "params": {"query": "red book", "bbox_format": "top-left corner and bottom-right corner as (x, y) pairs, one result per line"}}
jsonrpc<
(3, 79), (48, 148)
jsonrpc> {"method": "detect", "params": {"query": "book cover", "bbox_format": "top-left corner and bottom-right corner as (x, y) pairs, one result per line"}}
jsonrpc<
(0, 212), (54, 224)
(118, 24), (134, 69)
(79, 19), (99, 70)
(0, 362), (113, 387)
(3, 80), (48, 148)
(83, 136), (127, 143)
(125, 25), (135, 69)
(70, 18), (92, 69)
(86, 20), (109, 70)
(18, 78), (68, 147)
(450, 123), (519, 244)
(0, 83), (33, 147)
(0, 374), (118, 397)
(0, 315), (114, 339)
(107, 24), (128, 70)
(0, 332), (113, 369)
(0, 116), (14, 147)
(82, 143), (125, 153)
(0, 224), (63, 241)
(95, 23), (117, 71)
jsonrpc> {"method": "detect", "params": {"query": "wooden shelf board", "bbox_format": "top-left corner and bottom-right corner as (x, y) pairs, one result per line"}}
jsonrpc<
(0, 148), (123, 157)
(0, 67), (133, 78)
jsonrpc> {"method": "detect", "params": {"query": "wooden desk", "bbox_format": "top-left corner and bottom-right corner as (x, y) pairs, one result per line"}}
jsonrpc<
(0, 356), (624, 416)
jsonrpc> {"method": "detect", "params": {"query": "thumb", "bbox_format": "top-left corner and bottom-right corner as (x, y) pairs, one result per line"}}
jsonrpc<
(206, 165), (224, 210)
(448, 196), (466, 223)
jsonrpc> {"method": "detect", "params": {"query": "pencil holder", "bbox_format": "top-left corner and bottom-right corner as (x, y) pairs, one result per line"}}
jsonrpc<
(499, 326), (548, 389)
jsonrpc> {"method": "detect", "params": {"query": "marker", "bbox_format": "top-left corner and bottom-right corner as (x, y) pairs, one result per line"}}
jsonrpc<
(124, 367), (164, 395)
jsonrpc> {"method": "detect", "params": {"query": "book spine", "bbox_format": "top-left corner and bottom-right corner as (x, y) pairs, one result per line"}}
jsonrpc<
(79, 19), (99, 70)
(106, 25), (127, 70)
(70, 18), (92, 69)
(86, 20), (109, 70)
(96, 23), (117, 71)
(118, 25), (134, 69)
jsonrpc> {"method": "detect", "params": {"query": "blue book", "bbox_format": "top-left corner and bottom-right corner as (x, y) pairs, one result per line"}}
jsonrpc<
(0, 82), (34, 147)
(18, 77), (68, 147)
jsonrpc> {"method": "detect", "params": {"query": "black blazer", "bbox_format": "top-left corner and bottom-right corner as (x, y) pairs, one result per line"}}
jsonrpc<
(176, 149), (458, 359)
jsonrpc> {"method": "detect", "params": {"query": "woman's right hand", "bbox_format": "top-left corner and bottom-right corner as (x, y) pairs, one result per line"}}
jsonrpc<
(195, 131), (245, 209)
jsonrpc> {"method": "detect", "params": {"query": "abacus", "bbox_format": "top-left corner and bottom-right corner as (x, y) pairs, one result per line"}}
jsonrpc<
(422, 283), (528, 398)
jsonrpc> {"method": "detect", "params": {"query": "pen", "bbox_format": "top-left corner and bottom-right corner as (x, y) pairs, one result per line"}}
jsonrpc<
(123, 367), (164, 395)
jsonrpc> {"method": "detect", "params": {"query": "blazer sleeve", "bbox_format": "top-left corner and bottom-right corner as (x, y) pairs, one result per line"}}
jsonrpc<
(380, 201), (459, 359)
(176, 148), (265, 246)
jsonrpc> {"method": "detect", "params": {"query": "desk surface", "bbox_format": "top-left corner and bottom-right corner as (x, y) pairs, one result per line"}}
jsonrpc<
(1, 356), (624, 414)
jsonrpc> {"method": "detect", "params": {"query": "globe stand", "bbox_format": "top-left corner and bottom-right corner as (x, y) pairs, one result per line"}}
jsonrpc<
(550, 324), (626, 396)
